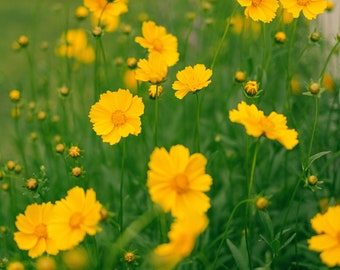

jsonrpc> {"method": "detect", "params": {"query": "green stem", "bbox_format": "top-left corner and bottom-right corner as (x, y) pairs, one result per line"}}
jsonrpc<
(210, 5), (237, 70)
(212, 198), (253, 269)
(306, 96), (319, 163)
(99, 37), (110, 87)
(319, 40), (339, 80)
(154, 85), (159, 147)
(94, 38), (101, 101)
(119, 139), (127, 232)
(195, 93), (201, 152)
(245, 139), (260, 269)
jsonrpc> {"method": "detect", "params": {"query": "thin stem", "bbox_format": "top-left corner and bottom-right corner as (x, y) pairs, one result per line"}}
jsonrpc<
(195, 93), (201, 152)
(306, 96), (319, 163)
(212, 198), (253, 269)
(99, 37), (110, 87)
(319, 40), (339, 80)
(154, 85), (159, 147)
(119, 139), (127, 232)
(210, 5), (237, 70)
(245, 139), (260, 270)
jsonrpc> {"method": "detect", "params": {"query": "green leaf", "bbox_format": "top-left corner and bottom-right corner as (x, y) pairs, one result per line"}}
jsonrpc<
(258, 210), (274, 240)
(227, 238), (249, 270)
(305, 151), (331, 171)
(280, 233), (296, 251)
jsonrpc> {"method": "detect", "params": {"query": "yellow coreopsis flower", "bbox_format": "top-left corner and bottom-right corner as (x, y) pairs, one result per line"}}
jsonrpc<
(237, 0), (279, 23)
(48, 186), (102, 250)
(55, 29), (95, 64)
(84, 0), (128, 18)
(147, 145), (212, 218)
(172, 64), (212, 99)
(135, 53), (168, 84)
(152, 214), (208, 269)
(135, 21), (179, 66)
(308, 205), (340, 267)
(14, 202), (59, 258)
(229, 101), (298, 149)
(280, 0), (327, 20)
(89, 89), (144, 145)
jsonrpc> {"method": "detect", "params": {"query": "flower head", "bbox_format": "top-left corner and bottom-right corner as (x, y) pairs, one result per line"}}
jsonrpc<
(172, 64), (212, 99)
(9, 90), (21, 102)
(14, 202), (59, 258)
(84, 0), (128, 18)
(147, 145), (212, 218)
(6, 261), (25, 270)
(152, 214), (208, 269)
(135, 53), (168, 84)
(229, 101), (298, 149)
(55, 29), (95, 64)
(244, 80), (259, 96)
(308, 205), (340, 267)
(48, 186), (102, 250)
(280, 0), (327, 20)
(89, 89), (144, 145)
(237, 0), (279, 23)
(135, 21), (179, 66)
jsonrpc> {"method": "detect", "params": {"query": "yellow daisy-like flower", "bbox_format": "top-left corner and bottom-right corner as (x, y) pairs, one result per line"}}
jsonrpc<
(6, 262), (25, 270)
(147, 145), (212, 218)
(229, 101), (298, 149)
(14, 202), (59, 258)
(89, 89), (144, 145)
(172, 64), (212, 99)
(84, 0), (128, 18)
(135, 53), (168, 84)
(55, 29), (95, 64)
(135, 21), (179, 67)
(48, 186), (102, 250)
(152, 214), (208, 270)
(237, 0), (279, 23)
(280, 0), (327, 20)
(308, 205), (340, 267)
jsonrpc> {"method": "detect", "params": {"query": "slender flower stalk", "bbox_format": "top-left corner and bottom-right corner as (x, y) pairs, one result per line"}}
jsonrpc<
(195, 93), (202, 152)
(119, 139), (127, 232)
(154, 84), (160, 146)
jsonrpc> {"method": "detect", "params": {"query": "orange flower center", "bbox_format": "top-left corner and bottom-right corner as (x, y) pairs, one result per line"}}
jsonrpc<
(297, 0), (310, 5)
(252, 0), (262, 7)
(153, 39), (163, 52)
(34, 224), (47, 238)
(174, 173), (190, 194)
(111, 110), (126, 126)
(69, 212), (84, 228)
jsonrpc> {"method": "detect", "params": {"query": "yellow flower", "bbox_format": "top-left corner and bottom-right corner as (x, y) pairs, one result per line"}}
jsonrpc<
(322, 73), (334, 92)
(244, 80), (259, 96)
(135, 53), (168, 84)
(280, 0), (327, 20)
(172, 64), (212, 99)
(135, 21), (179, 67)
(147, 145), (212, 218)
(91, 13), (120, 32)
(148, 85), (163, 99)
(55, 29), (95, 64)
(84, 0), (128, 18)
(152, 214), (208, 270)
(48, 186), (102, 250)
(229, 101), (299, 149)
(274, 31), (286, 43)
(89, 89), (144, 145)
(14, 202), (59, 258)
(308, 205), (340, 267)
(237, 0), (279, 23)
(36, 256), (57, 270)
(9, 89), (21, 102)
(6, 262), (25, 270)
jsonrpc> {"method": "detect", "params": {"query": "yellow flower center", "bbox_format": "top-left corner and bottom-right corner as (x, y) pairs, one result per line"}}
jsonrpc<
(34, 224), (47, 238)
(297, 0), (310, 5)
(174, 173), (190, 194)
(111, 110), (126, 126)
(69, 212), (84, 228)
(153, 39), (163, 52)
(252, 0), (262, 7)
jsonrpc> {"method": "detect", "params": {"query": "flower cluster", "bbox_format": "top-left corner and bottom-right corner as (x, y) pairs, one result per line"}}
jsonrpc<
(55, 29), (95, 63)
(14, 186), (102, 258)
(237, 0), (327, 23)
(147, 145), (212, 267)
(229, 101), (299, 149)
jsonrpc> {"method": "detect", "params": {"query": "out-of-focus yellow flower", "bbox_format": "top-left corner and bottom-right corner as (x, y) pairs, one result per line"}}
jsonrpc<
(172, 64), (212, 99)
(275, 31), (286, 43)
(148, 85), (163, 99)
(91, 14), (120, 32)
(89, 89), (144, 145)
(75, 6), (88, 20)
(9, 89), (21, 102)
(308, 205), (340, 267)
(55, 29), (95, 64)
(322, 73), (334, 92)
(152, 214), (208, 269)
(135, 21), (179, 67)
(229, 101), (299, 149)
(84, 0), (128, 18)
(280, 0), (327, 20)
(14, 203), (59, 258)
(62, 247), (89, 270)
(36, 256), (57, 270)
(124, 69), (137, 91)
(48, 187), (102, 250)
(135, 53), (168, 84)
(234, 71), (246, 82)
(147, 145), (212, 218)
(325, 1), (334, 11)
(6, 261), (25, 270)
(291, 78), (301, 94)
(237, 0), (279, 23)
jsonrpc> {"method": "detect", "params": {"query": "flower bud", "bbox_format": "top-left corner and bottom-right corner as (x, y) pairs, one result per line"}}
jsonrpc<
(59, 86), (69, 97)
(255, 197), (268, 210)
(71, 167), (82, 177)
(9, 90), (21, 102)
(274, 31), (286, 44)
(55, 143), (65, 153)
(244, 80), (259, 96)
(124, 251), (136, 263)
(310, 32), (320, 42)
(26, 177), (38, 190)
(75, 6), (88, 20)
(6, 161), (16, 170)
(36, 256), (57, 270)
(308, 175), (318, 186)
(309, 82), (320, 95)
(68, 146), (81, 158)
(234, 71), (246, 83)
(92, 26), (103, 37)
(126, 57), (137, 69)
(17, 35), (29, 47)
